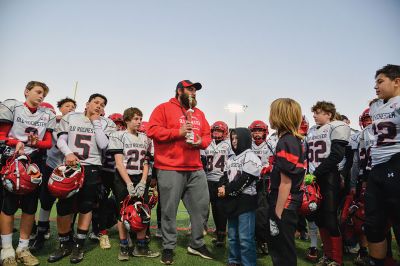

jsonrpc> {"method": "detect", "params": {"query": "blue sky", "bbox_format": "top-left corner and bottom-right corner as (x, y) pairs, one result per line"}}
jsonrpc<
(1, 0), (399, 129)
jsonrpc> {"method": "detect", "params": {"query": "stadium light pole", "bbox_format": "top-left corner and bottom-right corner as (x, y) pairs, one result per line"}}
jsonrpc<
(225, 104), (248, 128)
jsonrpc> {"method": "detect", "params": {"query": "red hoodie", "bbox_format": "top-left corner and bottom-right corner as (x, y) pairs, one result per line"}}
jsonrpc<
(147, 98), (211, 171)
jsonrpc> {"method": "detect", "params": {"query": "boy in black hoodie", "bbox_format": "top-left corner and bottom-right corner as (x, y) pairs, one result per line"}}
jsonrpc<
(218, 128), (262, 266)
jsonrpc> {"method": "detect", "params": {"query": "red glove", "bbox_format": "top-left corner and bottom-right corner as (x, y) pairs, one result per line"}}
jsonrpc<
(261, 165), (273, 176)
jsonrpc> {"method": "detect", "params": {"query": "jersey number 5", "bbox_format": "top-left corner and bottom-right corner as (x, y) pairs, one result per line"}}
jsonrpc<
(74, 134), (91, 160)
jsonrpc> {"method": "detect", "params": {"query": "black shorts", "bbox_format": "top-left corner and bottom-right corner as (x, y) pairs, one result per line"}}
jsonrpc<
(365, 153), (400, 242)
(39, 164), (56, 211)
(113, 172), (149, 210)
(1, 151), (45, 215)
(56, 165), (101, 216)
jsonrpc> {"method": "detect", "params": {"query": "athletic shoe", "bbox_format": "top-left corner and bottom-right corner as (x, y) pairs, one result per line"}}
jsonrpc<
(160, 249), (173, 265)
(99, 234), (111, 249)
(305, 247), (318, 262)
(256, 242), (268, 255)
(16, 248), (39, 266)
(118, 245), (130, 261)
(48, 242), (73, 263)
(316, 255), (332, 266)
(187, 245), (213, 260)
(70, 243), (84, 264)
(132, 246), (160, 258)
(29, 235), (45, 252)
(1, 247), (17, 266)
(88, 232), (100, 242)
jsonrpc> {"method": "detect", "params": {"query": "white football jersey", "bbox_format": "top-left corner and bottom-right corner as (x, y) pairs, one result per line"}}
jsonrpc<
(224, 149), (262, 196)
(46, 119), (64, 169)
(0, 99), (56, 155)
(359, 124), (375, 172)
(306, 120), (351, 174)
(370, 96), (400, 166)
(108, 130), (152, 175)
(251, 140), (274, 167)
(204, 139), (232, 182)
(58, 112), (116, 166)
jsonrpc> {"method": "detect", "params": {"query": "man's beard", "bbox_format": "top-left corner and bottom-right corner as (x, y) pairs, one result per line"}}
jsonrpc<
(180, 93), (197, 109)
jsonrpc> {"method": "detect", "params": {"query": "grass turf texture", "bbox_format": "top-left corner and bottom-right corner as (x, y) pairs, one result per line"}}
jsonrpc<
(13, 202), (399, 266)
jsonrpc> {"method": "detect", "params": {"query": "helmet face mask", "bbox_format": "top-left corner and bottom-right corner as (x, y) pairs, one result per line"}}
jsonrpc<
(249, 120), (268, 145)
(1, 154), (42, 195)
(359, 108), (371, 129)
(211, 121), (228, 141)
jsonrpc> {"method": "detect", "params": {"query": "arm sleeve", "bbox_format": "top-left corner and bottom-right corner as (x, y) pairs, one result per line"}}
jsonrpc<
(107, 132), (123, 154)
(92, 119), (109, 150)
(350, 150), (360, 189)
(225, 171), (258, 196)
(35, 130), (52, 149)
(57, 134), (73, 156)
(0, 123), (19, 147)
(218, 172), (229, 187)
(147, 105), (182, 142)
(314, 140), (348, 177)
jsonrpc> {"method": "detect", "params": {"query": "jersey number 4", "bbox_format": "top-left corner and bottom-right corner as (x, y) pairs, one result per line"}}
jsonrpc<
(206, 155), (225, 172)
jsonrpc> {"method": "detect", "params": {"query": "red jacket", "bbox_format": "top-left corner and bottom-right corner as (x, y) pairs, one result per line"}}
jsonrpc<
(147, 98), (211, 171)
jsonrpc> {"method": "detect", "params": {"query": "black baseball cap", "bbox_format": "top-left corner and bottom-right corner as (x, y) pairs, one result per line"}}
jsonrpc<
(176, 80), (202, 91)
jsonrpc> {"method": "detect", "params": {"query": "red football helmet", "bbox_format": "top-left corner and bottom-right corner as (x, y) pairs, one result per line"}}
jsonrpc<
(48, 163), (85, 199)
(299, 115), (309, 136)
(108, 113), (126, 130)
(40, 102), (56, 114)
(211, 121), (229, 141)
(139, 121), (149, 134)
(249, 120), (268, 145)
(1, 154), (42, 195)
(299, 181), (322, 216)
(359, 108), (371, 129)
(120, 196), (151, 232)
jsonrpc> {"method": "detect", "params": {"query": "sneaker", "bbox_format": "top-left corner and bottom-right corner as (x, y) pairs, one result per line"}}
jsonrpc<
(256, 242), (268, 255)
(48, 242), (74, 263)
(29, 235), (45, 252)
(118, 245), (130, 261)
(70, 243), (84, 264)
(299, 231), (309, 241)
(16, 248), (39, 266)
(88, 232), (100, 242)
(44, 228), (51, 240)
(99, 234), (111, 249)
(155, 228), (162, 238)
(353, 253), (368, 266)
(187, 245), (213, 260)
(316, 255), (332, 266)
(132, 246), (160, 258)
(326, 261), (342, 266)
(344, 243), (359, 254)
(160, 249), (173, 265)
(305, 247), (318, 262)
(1, 247), (17, 266)
(2, 257), (18, 266)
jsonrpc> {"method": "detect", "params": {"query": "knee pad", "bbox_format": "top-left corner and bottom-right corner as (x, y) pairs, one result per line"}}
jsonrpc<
(364, 223), (386, 243)
(56, 199), (74, 216)
(78, 200), (94, 214)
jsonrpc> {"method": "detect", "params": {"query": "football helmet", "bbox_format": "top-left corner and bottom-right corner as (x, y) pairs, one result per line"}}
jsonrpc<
(211, 121), (228, 141)
(299, 115), (309, 136)
(48, 163), (85, 199)
(1, 154), (42, 195)
(299, 181), (322, 216)
(108, 113), (126, 130)
(120, 196), (151, 232)
(249, 120), (268, 145)
(359, 108), (371, 129)
(40, 102), (56, 114)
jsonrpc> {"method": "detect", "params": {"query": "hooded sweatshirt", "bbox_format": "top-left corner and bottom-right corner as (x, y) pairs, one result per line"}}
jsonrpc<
(147, 98), (211, 171)
(219, 128), (262, 217)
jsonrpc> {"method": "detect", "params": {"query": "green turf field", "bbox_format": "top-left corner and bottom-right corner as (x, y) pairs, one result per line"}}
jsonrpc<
(12, 202), (399, 265)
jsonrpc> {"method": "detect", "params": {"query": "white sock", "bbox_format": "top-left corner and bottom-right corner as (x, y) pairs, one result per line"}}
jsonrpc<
(1, 234), (13, 249)
(16, 238), (29, 251)
(308, 221), (318, 248)
(39, 208), (51, 222)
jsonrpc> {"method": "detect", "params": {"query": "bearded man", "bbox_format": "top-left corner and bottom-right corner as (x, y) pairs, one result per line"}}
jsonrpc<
(147, 80), (212, 265)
